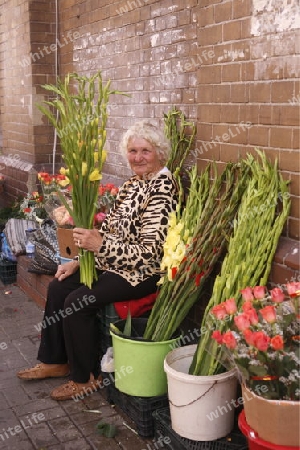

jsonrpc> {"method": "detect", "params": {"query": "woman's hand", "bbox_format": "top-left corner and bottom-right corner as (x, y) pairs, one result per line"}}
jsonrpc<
(73, 228), (103, 253)
(55, 260), (79, 281)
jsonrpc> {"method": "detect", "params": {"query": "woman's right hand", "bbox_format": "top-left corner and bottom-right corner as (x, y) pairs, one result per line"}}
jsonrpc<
(55, 260), (79, 282)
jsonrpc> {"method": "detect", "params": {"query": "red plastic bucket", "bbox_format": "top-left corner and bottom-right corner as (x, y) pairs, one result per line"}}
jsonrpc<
(238, 411), (297, 450)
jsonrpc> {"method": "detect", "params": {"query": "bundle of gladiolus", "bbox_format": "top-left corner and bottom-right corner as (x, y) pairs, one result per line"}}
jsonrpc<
(210, 283), (300, 401)
(144, 161), (251, 342)
(38, 72), (124, 287)
(189, 150), (291, 377)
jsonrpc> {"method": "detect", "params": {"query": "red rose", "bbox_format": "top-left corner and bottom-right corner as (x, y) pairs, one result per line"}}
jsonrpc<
(240, 287), (254, 301)
(270, 287), (285, 303)
(245, 308), (258, 325)
(211, 304), (228, 320)
(286, 282), (300, 297)
(260, 305), (276, 323)
(253, 331), (270, 351)
(253, 285), (266, 299)
(222, 331), (237, 349)
(212, 330), (223, 344)
(234, 313), (251, 331)
(243, 329), (256, 346)
(242, 301), (254, 312)
(224, 298), (237, 315)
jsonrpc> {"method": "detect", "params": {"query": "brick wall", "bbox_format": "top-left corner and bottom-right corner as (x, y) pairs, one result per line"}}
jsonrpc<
(196, 0), (300, 239)
(0, 0), (299, 310)
(56, 0), (299, 239)
(0, 0), (57, 203)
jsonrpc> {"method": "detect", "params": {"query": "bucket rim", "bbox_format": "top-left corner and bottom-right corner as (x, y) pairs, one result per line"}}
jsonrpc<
(164, 344), (237, 383)
(111, 330), (182, 345)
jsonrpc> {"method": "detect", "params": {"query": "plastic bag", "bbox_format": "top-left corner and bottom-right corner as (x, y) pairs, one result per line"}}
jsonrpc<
(0, 233), (17, 261)
(101, 347), (114, 373)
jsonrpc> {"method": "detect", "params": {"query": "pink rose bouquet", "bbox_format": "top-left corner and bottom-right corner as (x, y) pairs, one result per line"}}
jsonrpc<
(211, 282), (300, 401)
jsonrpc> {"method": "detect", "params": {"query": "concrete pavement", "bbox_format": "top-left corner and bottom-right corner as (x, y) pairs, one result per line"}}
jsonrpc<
(0, 282), (156, 450)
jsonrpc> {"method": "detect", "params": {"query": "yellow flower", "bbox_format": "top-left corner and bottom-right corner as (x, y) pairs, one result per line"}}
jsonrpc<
(101, 149), (107, 163)
(59, 167), (69, 175)
(82, 162), (88, 176)
(94, 152), (98, 163)
(57, 177), (70, 187)
(89, 169), (102, 181)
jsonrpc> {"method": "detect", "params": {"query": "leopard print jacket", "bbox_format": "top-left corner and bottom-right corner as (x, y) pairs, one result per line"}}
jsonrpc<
(95, 168), (179, 286)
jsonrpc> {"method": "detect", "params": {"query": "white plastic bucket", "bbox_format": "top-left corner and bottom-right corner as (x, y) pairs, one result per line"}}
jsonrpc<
(164, 344), (238, 441)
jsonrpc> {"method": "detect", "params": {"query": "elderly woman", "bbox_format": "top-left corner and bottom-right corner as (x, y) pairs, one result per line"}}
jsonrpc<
(17, 121), (179, 400)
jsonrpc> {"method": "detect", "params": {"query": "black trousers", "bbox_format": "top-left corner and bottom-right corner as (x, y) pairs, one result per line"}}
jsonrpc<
(37, 269), (159, 383)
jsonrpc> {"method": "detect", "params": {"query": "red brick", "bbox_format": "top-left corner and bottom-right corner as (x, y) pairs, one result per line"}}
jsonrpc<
(214, 1), (232, 23)
(198, 104), (220, 123)
(220, 143), (241, 162)
(230, 83), (248, 102)
(289, 172), (300, 197)
(289, 218), (300, 240)
(271, 81), (295, 103)
(198, 24), (222, 46)
(270, 129), (293, 150)
(220, 105), (240, 123)
(249, 83), (271, 103)
(279, 106), (300, 127)
(198, 5), (214, 27)
(212, 84), (231, 102)
(269, 263), (298, 286)
(278, 149), (300, 171)
(222, 63), (241, 82)
(232, 0), (251, 19)
(198, 65), (221, 84)
(248, 126), (269, 147)
(223, 20), (241, 41)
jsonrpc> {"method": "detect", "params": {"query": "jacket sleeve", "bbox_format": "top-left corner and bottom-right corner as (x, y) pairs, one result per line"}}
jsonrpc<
(95, 176), (178, 272)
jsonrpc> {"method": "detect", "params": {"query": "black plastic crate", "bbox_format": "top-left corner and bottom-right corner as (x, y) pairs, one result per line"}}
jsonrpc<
(153, 407), (248, 450)
(0, 259), (17, 285)
(97, 304), (120, 354)
(106, 380), (168, 438)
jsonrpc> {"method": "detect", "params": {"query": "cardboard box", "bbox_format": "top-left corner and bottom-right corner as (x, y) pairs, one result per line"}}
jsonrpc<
(242, 385), (300, 447)
(56, 227), (78, 259)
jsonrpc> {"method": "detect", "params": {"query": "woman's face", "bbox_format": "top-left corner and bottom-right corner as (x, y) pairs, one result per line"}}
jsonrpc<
(127, 137), (163, 178)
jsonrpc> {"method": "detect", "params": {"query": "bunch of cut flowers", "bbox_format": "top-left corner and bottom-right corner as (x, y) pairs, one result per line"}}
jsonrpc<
(18, 191), (47, 223)
(38, 170), (118, 228)
(37, 71), (125, 287)
(210, 282), (300, 401)
(95, 183), (119, 227)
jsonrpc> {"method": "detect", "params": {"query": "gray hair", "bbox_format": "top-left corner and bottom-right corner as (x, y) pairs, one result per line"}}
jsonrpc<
(120, 120), (171, 165)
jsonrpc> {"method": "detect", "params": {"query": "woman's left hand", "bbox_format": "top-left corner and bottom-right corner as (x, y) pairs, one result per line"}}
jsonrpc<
(73, 228), (103, 253)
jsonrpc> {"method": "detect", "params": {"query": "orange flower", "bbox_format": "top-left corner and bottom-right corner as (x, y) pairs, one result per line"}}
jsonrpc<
(270, 335), (284, 350)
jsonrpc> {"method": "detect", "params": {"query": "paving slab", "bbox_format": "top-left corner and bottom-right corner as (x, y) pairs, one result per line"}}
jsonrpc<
(0, 283), (157, 450)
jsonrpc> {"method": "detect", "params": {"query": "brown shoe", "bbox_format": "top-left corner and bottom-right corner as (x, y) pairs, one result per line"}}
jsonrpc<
(17, 363), (70, 380)
(50, 376), (103, 401)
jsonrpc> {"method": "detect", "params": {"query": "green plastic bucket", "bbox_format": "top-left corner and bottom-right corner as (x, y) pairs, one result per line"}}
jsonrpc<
(110, 318), (181, 397)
